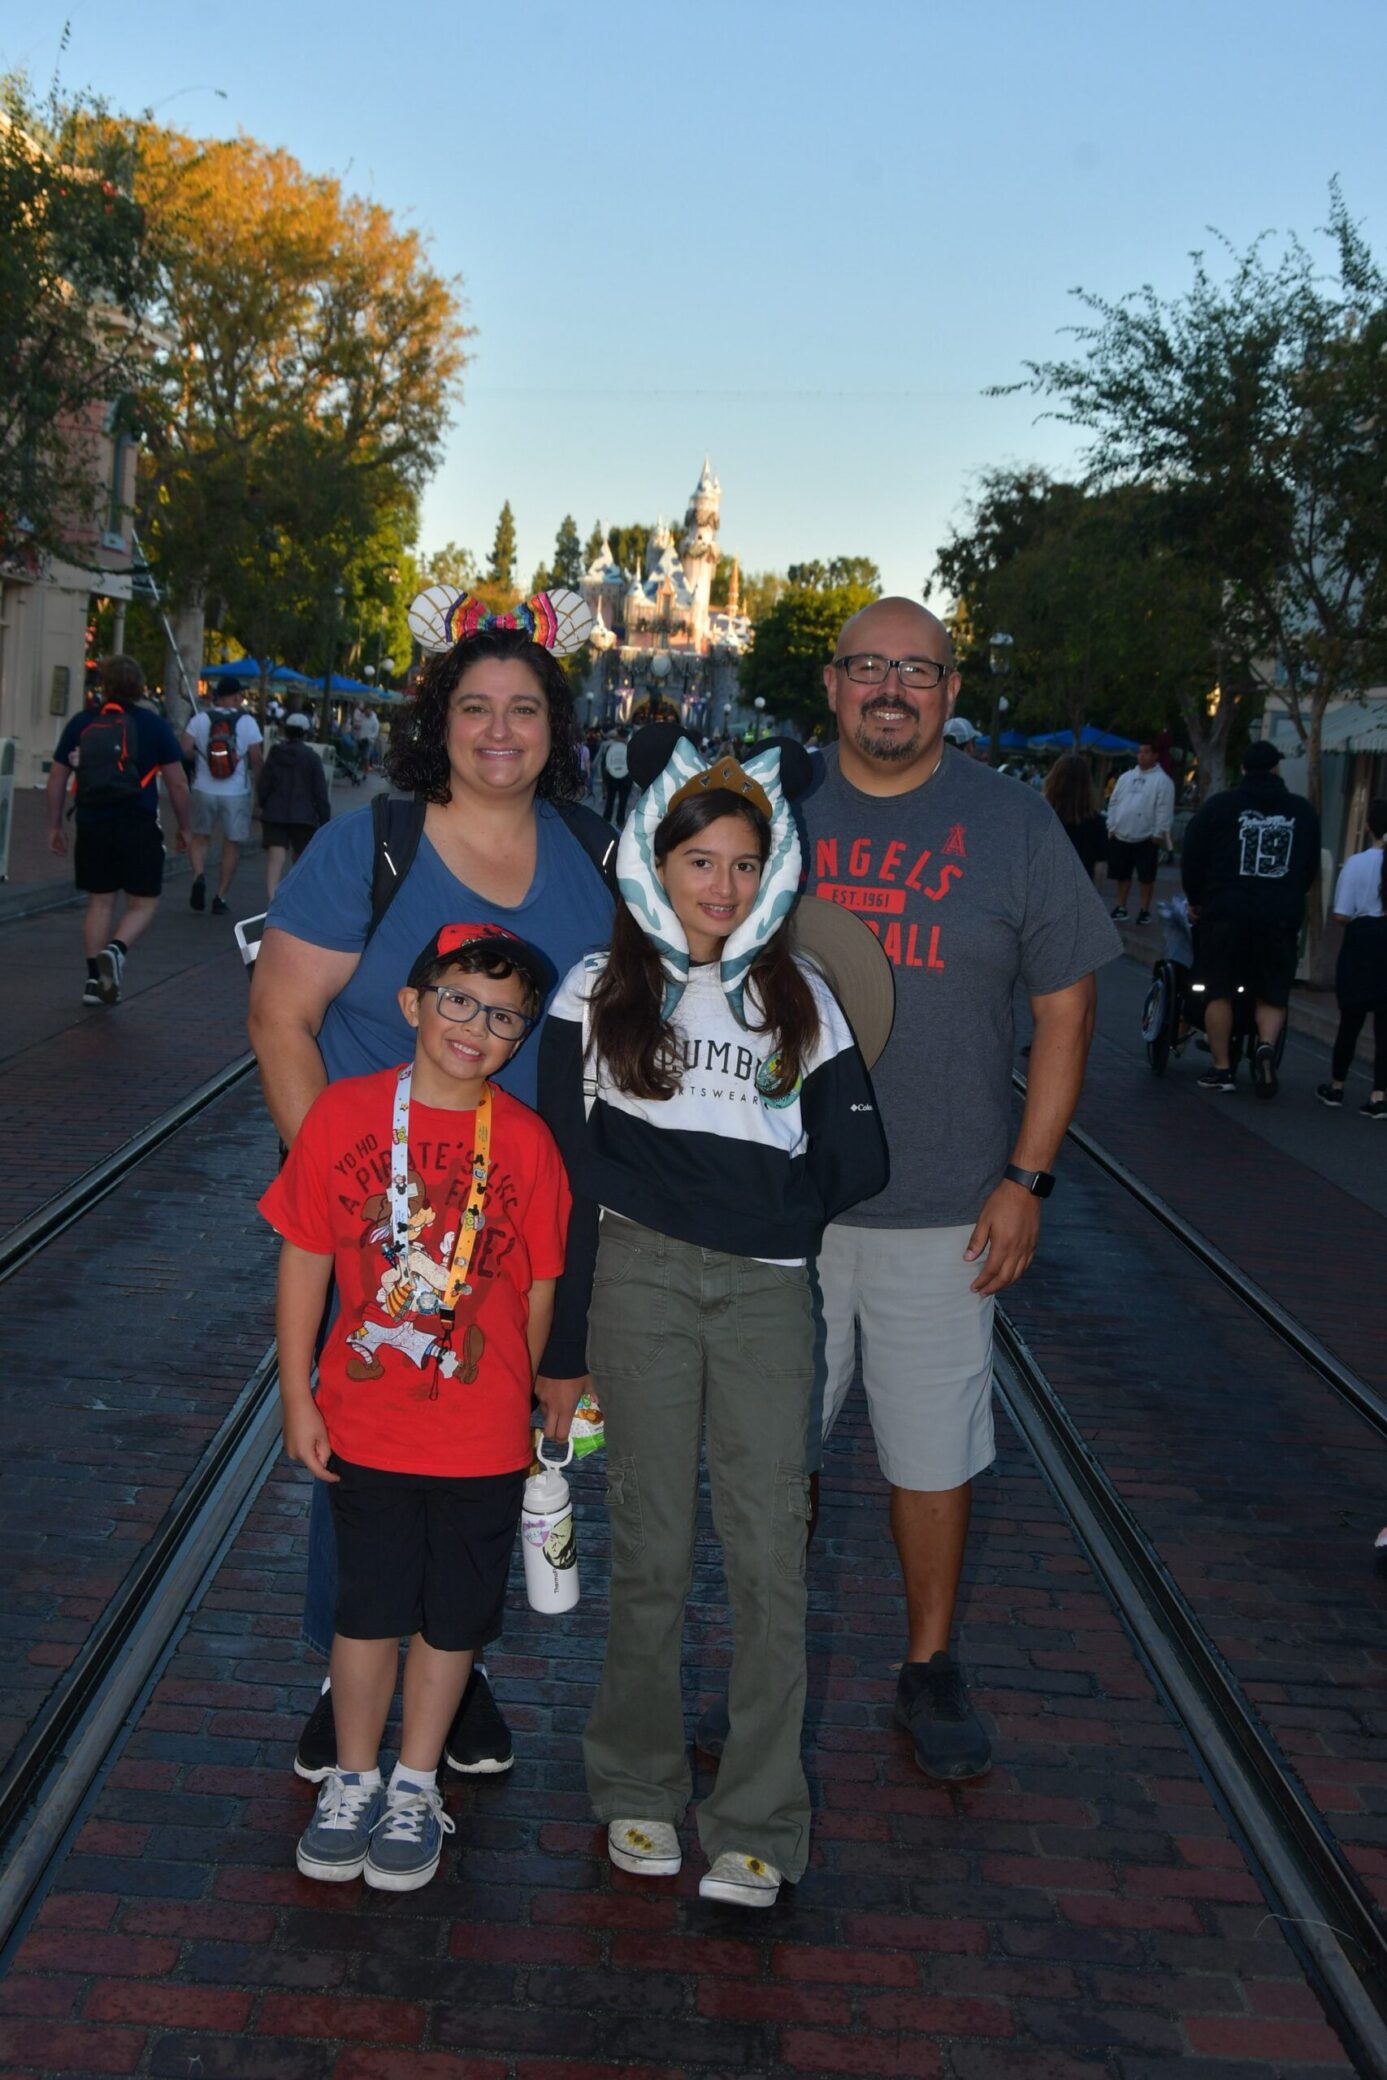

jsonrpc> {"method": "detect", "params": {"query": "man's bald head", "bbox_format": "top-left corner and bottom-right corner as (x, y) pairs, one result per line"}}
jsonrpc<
(835, 596), (954, 672)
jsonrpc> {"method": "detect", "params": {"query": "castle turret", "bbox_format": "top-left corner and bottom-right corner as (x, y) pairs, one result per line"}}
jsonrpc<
(679, 455), (721, 645)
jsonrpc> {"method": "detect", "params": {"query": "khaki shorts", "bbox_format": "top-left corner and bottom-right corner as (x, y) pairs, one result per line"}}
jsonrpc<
(189, 788), (253, 843)
(814, 1221), (996, 1491)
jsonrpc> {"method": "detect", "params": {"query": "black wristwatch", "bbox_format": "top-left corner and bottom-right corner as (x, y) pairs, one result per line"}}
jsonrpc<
(1003, 1164), (1056, 1199)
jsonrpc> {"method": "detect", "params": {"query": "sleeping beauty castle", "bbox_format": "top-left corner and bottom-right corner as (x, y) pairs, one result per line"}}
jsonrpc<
(577, 458), (755, 736)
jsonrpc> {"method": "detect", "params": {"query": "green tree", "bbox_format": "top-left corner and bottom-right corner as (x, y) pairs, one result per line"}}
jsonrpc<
(551, 513), (583, 589)
(487, 499), (517, 589)
(786, 555), (883, 593)
(931, 469), (1222, 756)
(584, 520), (604, 566)
(608, 523), (655, 580)
(124, 121), (469, 669)
(739, 576), (880, 735)
(0, 74), (160, 559)
(423, 540), (478, 592)
(741, 570), (787, 621)
(1001, 186), (1387, 823)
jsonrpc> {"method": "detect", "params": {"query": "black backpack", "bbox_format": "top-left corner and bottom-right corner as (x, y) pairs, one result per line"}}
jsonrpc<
(74, 702), (152, 810)
(366, 793), (618, 944)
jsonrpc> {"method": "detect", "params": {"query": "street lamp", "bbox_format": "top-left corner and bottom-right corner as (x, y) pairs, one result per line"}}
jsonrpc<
(988, 631), (1013, 764)
(322, 581), (346, 737)
(753, 695), (766, 742)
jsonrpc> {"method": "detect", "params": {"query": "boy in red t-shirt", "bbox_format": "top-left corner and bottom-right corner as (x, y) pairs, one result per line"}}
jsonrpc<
(259, 923), (570, 1892)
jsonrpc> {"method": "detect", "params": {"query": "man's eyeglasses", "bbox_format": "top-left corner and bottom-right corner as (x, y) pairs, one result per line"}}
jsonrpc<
(423, 985), (533, 1040)
(833, 653), (950, 691)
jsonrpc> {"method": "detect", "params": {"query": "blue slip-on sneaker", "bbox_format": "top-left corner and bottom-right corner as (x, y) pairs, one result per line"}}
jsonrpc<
(364, 1779), (456, 1892)
(295, 1770), (384, 1883)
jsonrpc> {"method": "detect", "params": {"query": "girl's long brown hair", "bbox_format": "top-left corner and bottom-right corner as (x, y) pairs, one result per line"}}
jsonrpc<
(589, 791), (819, 1101)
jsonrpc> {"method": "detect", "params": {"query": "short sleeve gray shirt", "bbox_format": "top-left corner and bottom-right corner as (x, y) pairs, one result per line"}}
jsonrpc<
(801, 746), (1121, 1228)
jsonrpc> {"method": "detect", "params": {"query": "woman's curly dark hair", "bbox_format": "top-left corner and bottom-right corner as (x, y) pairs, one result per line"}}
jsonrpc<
(385, 627), (583, 804)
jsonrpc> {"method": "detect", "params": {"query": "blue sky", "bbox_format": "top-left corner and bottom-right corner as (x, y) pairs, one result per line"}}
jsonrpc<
(8, 1), (1386, 600)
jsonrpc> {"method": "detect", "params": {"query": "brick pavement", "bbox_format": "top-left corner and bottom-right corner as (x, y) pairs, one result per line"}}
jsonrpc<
(0, 1392), (1354, 2075)
(1004, 1132), (1387, 1914)
(0, 1082), (279, 1779)
(1066, 1024), (1387, 1394)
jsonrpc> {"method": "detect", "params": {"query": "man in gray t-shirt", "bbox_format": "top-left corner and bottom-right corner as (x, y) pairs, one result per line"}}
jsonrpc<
(802, 596), (1119, 1783)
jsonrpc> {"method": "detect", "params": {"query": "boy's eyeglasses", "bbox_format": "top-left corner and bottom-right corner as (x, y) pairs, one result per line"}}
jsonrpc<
(422, 985), (533, 1040)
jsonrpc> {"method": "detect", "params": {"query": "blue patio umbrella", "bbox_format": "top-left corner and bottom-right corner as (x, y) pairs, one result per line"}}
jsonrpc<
(1028, 725), (1141, 753)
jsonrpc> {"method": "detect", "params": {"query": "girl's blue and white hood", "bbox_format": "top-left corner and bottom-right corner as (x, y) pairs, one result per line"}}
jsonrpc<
(615, 734), (802, 1028)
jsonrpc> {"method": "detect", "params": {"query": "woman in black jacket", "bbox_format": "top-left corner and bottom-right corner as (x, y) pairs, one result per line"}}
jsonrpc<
(257, 713), (332, 897)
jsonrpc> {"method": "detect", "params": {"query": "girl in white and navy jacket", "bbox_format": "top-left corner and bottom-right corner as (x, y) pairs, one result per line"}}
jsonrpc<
(538, 729), (886, 1910)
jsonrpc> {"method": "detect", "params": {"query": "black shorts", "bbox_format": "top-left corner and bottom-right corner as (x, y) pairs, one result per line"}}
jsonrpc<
(1196, 918), (1300, 1009)
(261, 820), (317, 856)
(1107, 835), (1160, 885)
(327, 1458), (524, 1651)
(73, 815), (165, 897)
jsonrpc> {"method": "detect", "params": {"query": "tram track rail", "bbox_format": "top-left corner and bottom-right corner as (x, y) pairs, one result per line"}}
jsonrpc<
(0, 1051), (259, 1284)
(0, 1343), (284, 1957)
(1013, 1068), (1387, 1440)
(993, 1314), (1387, 2073)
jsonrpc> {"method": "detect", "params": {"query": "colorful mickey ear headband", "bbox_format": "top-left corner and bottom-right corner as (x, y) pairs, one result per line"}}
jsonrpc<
(407, 584), (594, 659)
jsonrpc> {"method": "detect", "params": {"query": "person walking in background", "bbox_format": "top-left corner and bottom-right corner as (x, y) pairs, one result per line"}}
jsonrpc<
(257, 712), (331, 899)
(600, 727), (632, 825)
(45, 654), (192, 1006)
(1105, 739), (1174, 923)
(1318, 797), (1387, 1120)
(182, 683), (263, 915)
(1043, 754), (1108, 883)
(1181, 740), (1320, 1100)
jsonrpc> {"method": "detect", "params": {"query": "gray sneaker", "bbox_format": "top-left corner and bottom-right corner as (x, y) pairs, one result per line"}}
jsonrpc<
(295, 1770), (384, 1883)
(364, 1779), (455, 1892)
(895, 1652), (992, 1782)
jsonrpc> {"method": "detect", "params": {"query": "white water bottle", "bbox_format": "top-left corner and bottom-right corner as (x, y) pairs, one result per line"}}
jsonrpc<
(522, 1438), (579, 1613)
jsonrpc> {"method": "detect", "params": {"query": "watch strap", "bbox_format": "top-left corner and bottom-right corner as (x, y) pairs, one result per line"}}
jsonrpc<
(1003, 1163), (1055, 1199)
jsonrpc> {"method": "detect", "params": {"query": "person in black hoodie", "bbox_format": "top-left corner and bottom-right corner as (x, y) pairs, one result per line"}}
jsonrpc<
(1181, 740), (1320, 1099)
(257, 711), (332, 898)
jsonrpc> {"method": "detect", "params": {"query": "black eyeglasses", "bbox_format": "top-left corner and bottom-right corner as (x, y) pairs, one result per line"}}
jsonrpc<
(423, 985), (533, 1040)
(833, 654), (950, 690)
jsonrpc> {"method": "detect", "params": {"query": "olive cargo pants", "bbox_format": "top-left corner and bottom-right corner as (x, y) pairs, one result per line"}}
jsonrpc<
(582, 1215), (815, 1881)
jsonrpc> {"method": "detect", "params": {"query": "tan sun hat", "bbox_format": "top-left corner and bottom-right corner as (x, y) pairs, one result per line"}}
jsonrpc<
(788, 896), (896, 1069)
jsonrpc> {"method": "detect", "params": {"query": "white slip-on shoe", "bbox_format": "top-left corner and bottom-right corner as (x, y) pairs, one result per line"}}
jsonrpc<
(607, 1819), (681, 1877)
(698, 1849), (782, 1908)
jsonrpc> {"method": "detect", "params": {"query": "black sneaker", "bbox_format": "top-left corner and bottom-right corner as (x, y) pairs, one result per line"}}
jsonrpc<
(1136, 908), (1152, 925)
(190, 874), (206, 912)
(81, 976), (103, 1007)
(1197, 1066), (1237, 1093)
(443, 1666), (513, 1774)
(211, 895), (229, 916)
(894, 1653), (991, 1783)
(294, 1683), (337, 1784)
(1362, 1097), (1387, 1121)
(1110, 905), (1129, 922)
(1317, 1083), (1344, 1108)
(1253, 1041), (1278, 1101)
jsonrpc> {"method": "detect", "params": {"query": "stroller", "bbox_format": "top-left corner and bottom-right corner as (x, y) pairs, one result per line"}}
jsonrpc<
(1141, 895), (1289, 1082)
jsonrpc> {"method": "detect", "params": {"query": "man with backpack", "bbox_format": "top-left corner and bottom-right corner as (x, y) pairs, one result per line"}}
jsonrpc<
(181, 681), (264, 914)
(46, 654), (192, 1007)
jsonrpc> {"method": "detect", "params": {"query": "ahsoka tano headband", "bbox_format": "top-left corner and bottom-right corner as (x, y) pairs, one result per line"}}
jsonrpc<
(618, 731), (804, 1029)
(407, 585), (595, 657)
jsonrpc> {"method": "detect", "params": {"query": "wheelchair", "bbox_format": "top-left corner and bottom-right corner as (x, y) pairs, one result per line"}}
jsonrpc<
(1141, 957), (1290, 1079)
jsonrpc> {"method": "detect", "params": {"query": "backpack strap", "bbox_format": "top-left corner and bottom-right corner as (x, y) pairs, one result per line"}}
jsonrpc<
(554, 798), (619, 894)
(367, 794), (427, 943)
(365, 792), (618, 948)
